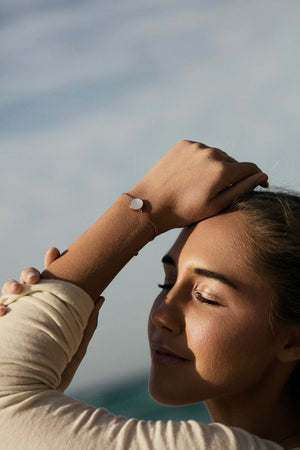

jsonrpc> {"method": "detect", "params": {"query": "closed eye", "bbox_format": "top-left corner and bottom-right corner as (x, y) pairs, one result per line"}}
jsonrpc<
(194, 291), (221, 306)
(159, 284), (222, 306)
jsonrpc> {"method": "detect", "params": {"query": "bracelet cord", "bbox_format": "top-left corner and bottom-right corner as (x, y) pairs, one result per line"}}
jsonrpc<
(122, 193), (157, 240)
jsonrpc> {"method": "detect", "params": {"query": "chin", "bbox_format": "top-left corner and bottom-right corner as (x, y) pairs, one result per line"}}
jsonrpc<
(149, 391), (183, 407)
(150, 394), (187, 407)
(148, 378), (201, 407)
(149, 390), (203, 407)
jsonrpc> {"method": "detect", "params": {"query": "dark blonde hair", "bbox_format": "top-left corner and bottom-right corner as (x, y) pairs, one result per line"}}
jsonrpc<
(227, 189), (300, 401)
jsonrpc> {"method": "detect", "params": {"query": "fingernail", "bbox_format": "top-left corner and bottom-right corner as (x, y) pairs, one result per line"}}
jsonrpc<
(26, 271), (38, 281)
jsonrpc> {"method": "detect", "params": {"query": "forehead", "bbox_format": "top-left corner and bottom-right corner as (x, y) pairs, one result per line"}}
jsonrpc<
(171, 211), (246, 255)
(168, 212), (257, 285)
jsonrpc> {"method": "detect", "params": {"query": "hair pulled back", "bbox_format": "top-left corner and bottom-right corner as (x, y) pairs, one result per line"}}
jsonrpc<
(227, 189), (300, 401)
(228, 190), (300, 323)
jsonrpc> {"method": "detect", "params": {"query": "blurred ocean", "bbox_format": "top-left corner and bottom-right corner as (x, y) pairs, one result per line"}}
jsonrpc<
(73, 373), (211, 423)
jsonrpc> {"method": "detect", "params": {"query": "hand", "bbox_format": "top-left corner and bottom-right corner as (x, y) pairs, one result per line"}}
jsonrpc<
(132, 140), (268, 234)
(2, 247), (60, 297)
(1, 249), (58, 315)
(1, 247), (104, 391)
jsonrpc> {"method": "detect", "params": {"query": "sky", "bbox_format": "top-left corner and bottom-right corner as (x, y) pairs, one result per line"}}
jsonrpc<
(0, 0), (300, 393)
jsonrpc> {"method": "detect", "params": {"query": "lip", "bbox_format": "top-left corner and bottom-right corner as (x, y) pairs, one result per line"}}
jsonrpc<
(151, 342), (190, 366)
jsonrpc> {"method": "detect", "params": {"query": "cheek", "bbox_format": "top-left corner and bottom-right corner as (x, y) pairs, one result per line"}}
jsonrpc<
(186, 310), (275, 389)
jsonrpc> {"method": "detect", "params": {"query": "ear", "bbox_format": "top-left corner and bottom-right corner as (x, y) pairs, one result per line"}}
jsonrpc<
(277, 325), (300, 363)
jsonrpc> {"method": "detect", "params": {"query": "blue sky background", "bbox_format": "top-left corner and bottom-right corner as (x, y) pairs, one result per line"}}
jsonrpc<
(1, 0), (300, 393)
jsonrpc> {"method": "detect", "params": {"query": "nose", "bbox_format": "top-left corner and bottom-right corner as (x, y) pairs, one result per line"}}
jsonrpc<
(149, 288), (184, 335)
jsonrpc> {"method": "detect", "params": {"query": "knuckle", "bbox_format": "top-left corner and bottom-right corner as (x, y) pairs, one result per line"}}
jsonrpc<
(178, 139), (195, 150)
(243, 161), (260, 172)
(195, 142), (208, 151)
(206, 147), (223, 159)
(179, 140), (208, 149)
(250, 162), (259, 172)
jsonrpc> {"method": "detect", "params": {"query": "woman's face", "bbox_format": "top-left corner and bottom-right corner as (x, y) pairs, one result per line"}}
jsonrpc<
(148, 211), (282, 406)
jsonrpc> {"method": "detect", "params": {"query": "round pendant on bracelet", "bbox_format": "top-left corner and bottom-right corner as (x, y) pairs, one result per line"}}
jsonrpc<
(129, 198), (144, 211)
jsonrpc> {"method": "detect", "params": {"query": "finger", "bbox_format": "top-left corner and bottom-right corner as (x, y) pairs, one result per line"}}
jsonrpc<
(0, 305), (7, 316)
(183, 140), (209, 148)
(259, 177), (269, 188)
(214, 172), (269, 210)
(20, 268), (40, 285)
(214, 161), (264, 194)
(2, 279), (23, 295)
(190, 142), (237, 163)
(95, 295), (105, 310)
(44, 247), (60, 268)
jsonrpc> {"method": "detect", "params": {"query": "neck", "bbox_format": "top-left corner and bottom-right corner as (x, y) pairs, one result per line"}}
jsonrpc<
(205, 375), (300, 447)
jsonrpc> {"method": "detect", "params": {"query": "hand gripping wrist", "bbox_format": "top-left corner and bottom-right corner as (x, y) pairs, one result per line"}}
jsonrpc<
(122, 193), (157, 240)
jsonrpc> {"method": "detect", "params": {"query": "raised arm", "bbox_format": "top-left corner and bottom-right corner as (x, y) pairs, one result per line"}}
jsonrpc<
(39, 141), (268, 301)
(0, 141), (274, 450)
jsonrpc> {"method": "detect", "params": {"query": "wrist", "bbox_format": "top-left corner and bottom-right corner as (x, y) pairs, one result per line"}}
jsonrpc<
(122, 192), (157, 240)
(126, 186), (174, 236)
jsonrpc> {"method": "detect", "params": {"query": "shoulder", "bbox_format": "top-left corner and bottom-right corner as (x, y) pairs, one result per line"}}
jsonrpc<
(123, 418), (284, 449)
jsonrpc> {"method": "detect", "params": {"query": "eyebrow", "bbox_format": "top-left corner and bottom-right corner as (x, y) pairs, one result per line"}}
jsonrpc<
(161, 254), (238, 290)
(189, 267), (238, 290)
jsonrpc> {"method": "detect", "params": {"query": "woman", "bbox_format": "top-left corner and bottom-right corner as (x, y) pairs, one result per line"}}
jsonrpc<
(0, 141), (299, 449)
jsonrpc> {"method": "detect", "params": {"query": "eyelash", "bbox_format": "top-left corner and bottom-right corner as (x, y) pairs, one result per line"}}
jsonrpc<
(194, 291), (220, 306)
(158, 283), (220, 307)
(158, 283), (174, 290)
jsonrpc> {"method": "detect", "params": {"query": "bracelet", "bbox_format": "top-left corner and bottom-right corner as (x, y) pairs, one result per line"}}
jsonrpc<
(122, 193), (157, 240)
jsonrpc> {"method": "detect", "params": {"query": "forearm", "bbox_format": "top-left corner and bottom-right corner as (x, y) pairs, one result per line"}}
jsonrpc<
(41, 141), (268, 302)
(41, 194), (154, 301)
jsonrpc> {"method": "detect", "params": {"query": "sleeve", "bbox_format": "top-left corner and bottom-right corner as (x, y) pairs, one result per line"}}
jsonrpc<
(0, 280), (283, 450)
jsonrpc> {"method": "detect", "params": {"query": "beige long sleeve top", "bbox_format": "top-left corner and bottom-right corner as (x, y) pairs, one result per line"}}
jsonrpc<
(0, 280), (286, 449)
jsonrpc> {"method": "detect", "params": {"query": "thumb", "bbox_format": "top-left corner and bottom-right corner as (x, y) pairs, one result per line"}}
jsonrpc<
(95, 296), (105, 310)
(94, 296), (105, 318)
(86, 296), (105, 337)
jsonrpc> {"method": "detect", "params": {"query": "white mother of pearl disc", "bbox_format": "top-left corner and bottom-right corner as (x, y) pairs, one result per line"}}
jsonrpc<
(129, 198), (143, 210)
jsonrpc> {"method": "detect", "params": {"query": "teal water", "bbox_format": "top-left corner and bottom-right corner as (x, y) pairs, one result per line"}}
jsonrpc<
(74, 373), (211, 423)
